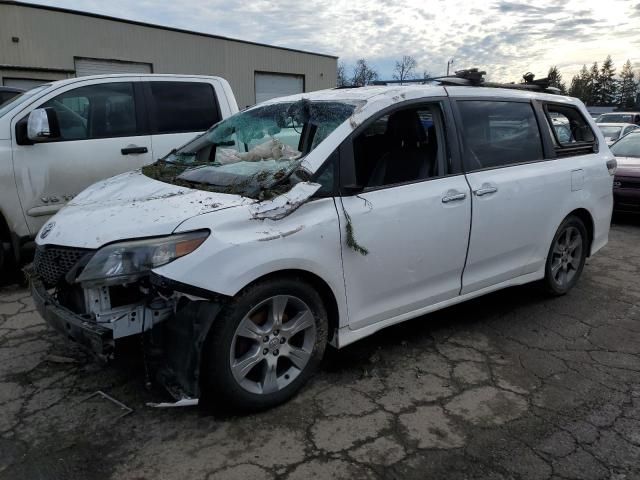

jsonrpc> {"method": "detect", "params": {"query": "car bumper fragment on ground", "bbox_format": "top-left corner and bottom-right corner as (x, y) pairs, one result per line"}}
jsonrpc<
(1, 223), (640, 480)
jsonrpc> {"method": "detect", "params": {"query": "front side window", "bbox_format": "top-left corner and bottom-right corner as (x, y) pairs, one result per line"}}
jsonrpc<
(148, 82), (220, 134)
(41, 82), (137, 140)
(352, 104), (447, 188)
(142, 99), (357, 199)
(458, 101), (543, 171)
(544, 104), (596, 157)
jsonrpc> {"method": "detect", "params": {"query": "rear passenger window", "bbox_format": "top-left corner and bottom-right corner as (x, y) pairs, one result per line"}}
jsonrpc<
(148, 82), (220, 134)
(458, 101), (543, 171)
(352, 104), (448, 189)
(544, 104), (597, 157)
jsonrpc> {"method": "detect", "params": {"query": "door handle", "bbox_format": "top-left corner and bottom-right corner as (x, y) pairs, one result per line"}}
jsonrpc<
(442, 191), (467, 203)
(474, 186), (498, 196)
(121, 146), (148, 155)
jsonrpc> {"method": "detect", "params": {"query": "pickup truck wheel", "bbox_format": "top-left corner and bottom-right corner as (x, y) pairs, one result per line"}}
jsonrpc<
(0, 237), (16, 285)
(543, 216), (587, 296)
(201, 277), (328, 412)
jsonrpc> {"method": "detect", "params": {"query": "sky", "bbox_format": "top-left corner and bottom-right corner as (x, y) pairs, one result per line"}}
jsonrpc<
(26, 0), (640, 84)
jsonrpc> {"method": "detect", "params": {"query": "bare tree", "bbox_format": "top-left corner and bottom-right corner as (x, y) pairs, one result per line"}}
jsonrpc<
(392, 55), (418, 83)
(351, 59), (379, 86)
(336, 62), (349, 87)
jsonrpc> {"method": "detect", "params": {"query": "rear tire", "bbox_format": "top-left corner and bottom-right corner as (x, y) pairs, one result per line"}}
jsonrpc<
(542, 216), (588, 296)
(201, 277), (328, 412)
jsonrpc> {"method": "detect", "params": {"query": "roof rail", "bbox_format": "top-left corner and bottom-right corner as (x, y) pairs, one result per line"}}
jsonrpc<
(371, 68), (562, 94)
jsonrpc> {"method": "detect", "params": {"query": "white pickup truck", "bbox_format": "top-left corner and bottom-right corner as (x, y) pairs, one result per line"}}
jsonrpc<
(0, 74), (238, 275)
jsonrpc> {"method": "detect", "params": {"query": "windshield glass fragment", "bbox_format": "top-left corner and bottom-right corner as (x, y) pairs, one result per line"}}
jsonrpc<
(142, 99), (357, 199)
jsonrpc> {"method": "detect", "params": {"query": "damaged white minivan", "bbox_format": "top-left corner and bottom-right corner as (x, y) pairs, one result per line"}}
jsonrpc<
(30, 75), (615, 411)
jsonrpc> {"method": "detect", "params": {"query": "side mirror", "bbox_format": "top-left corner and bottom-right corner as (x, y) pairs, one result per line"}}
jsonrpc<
(27, 108), (60, 142)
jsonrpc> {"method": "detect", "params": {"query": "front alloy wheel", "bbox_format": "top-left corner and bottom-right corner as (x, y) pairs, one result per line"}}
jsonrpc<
(201, 277), (327, 411)
(230, 295), (317, 395)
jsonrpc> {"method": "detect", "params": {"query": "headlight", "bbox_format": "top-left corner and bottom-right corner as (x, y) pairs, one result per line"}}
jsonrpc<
(76, 230), (209, 284)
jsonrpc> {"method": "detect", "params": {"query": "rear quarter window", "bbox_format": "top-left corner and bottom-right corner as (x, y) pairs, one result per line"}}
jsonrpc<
(543, 104), (597, 157)
(147, 81), (220, 135)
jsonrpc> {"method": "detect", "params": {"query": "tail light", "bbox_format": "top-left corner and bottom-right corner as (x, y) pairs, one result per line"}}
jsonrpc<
(606, 158), (617, 176)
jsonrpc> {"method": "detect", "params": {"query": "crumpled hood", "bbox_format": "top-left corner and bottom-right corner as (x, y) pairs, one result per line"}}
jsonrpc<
(37, 170), (254, 249)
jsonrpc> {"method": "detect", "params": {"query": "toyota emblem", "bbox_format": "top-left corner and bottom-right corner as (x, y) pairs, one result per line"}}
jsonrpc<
(40, 222), (55, 239)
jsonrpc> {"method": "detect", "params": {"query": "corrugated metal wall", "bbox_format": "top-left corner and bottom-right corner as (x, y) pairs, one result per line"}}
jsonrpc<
(0, 2), (338, 107)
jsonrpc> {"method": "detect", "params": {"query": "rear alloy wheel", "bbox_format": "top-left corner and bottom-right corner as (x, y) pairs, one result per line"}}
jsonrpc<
(201, 278), (327, 411)
(543, 216), (588, 295)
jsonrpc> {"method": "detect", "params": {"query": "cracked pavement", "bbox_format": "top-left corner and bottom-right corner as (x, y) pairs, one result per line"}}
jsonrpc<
(1, 220), (640, 480)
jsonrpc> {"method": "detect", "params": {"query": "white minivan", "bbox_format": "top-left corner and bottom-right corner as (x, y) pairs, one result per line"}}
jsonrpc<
(30, 80), (614, 411)
(0, 74), (238, 274)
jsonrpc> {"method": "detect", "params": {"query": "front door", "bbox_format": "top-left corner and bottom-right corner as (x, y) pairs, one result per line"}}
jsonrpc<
(338, 103), (471, 330)
(11, 80), (152, 235)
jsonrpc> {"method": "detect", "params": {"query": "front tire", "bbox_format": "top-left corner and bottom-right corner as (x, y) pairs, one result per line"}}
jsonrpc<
(542, 216), (588, 296)
(201, 277), (328, 412)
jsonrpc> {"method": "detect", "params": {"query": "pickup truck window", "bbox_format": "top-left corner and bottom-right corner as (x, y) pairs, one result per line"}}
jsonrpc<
(147, 82), (220, 134)
(41, 82), (137, 140)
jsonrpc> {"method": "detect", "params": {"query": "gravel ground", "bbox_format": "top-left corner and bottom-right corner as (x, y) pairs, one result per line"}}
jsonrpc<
(1, 219), (639, 480)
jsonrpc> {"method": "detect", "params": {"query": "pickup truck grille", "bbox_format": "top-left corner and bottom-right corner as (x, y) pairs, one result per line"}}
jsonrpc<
(33, 245), (94, 287)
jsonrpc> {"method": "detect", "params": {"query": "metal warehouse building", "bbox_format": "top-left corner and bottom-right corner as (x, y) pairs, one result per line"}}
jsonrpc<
(0, 1), (338, 107)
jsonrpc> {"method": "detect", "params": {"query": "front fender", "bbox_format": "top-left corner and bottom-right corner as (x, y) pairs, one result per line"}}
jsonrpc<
(153, 197), (349, 328)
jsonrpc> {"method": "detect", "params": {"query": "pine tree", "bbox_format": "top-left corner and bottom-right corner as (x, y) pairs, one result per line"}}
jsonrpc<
(568, 65), (589, 103)
(547, 66), (567, 94)
(588, 62), (600, 105)
(618, 59), (638, 109)
(599, 55), (617, 106)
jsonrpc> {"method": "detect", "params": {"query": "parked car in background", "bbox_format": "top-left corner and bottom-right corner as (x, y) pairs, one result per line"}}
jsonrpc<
(0, 74), (238, 275)
(596, 112), (640, 126)
(610, 130), (640, 213)
(597, 123), (639, 146)
(30, 84), (613, 411)
(0, 86), (25, 105)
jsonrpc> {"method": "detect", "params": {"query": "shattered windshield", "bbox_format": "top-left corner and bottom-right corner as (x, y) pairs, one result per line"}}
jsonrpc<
(143, 99), (357, 199)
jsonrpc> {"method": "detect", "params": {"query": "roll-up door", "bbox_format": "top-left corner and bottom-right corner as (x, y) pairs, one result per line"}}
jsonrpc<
(75, 58), (152, 76)
(255, 73), (304, 104)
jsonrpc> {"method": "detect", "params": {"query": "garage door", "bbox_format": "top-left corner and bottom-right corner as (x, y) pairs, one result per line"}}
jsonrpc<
(3, 78), (50, 89)
(255, 73), (304, 104)
(75, 58), (152, 77)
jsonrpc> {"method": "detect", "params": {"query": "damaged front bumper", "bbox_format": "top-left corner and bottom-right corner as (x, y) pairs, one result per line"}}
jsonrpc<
(27, 267), (226, 402)
(31, 272), (115, 360)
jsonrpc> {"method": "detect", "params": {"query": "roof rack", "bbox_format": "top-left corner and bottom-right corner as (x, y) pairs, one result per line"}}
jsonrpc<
(371, 68), (562, 94)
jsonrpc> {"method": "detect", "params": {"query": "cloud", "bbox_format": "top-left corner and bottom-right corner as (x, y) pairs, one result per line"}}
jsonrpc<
(23, 0), (640, 82)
